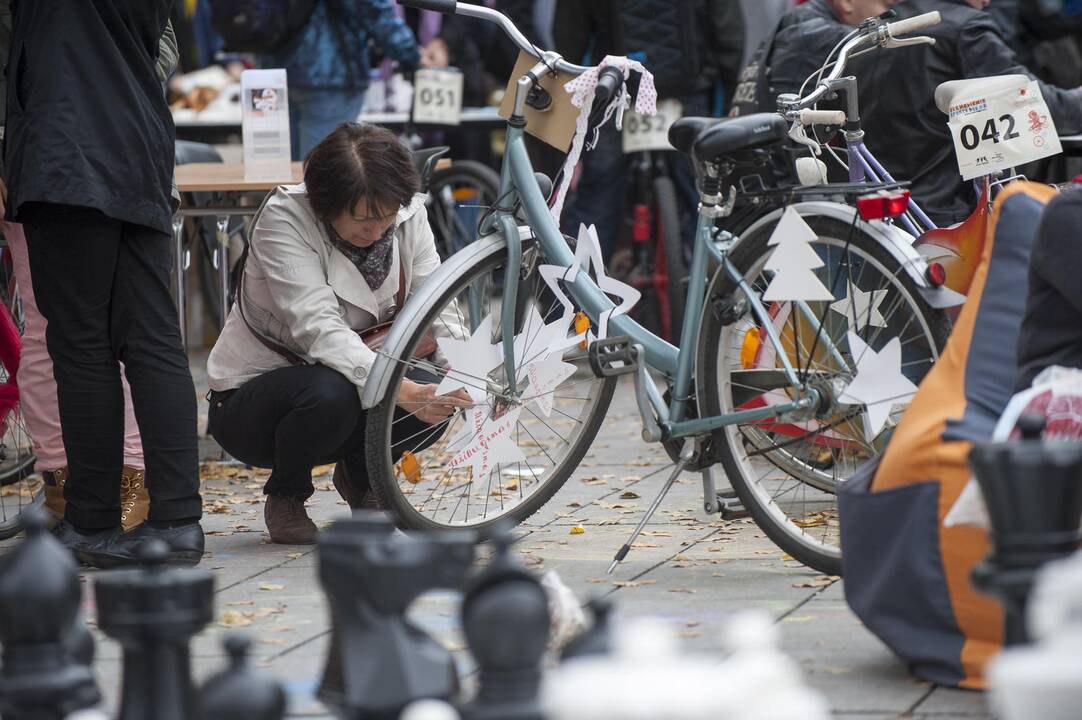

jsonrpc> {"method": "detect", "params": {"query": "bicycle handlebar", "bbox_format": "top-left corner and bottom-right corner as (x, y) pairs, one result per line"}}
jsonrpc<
(797, 109), (847, 126)
(788, 10), (941, 112)
(886, 11), (942, 39)
(396, 0), (590, 76)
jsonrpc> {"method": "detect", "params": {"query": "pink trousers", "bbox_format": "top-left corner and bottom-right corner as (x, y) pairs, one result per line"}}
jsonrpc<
(4, 222), (144, 471)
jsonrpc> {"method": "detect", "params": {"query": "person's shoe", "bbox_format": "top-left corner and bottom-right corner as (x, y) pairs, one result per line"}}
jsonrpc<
(264, 495), (318, 544)
(119, 466), (150, 532)
(76, 522), (205, 569)
(331, 462), (382, 510)
(50, 520), (115, 559)
(42, 467), (69, 527)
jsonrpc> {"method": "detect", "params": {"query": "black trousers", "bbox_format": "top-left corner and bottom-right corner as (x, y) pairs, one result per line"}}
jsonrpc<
(22, 203), (201, 530)
(207, 364), (446, 498)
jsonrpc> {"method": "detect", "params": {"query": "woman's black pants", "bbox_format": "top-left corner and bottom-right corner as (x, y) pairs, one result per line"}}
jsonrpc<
(208, 364), (444, 498)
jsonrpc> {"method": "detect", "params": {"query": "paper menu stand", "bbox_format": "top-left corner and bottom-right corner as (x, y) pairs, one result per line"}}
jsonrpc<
(241, 69), (292, 182)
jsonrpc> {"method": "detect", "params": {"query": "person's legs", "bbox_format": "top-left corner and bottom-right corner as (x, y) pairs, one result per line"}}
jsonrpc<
(290, 87), (368, 160)
(7, 220), (148, 527)
(111, 221), (201, 526)
(23, 204), (126, 532)
(209, 364), (363, 543)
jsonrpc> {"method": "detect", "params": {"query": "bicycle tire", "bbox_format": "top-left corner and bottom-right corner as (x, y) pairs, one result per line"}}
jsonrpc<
(654, 176), (686, 343)
(427, 161), (502, 259)
(364, 237), (617, 532)
(700, 214), (951, 575)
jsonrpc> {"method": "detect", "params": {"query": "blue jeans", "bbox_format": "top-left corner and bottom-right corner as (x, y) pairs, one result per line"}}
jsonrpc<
(289, 87), (367, 161)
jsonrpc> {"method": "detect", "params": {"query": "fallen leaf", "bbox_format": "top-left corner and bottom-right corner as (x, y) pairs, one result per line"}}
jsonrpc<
(569, 525), (585, 535)
(225, 600), (254, 607)
(612, 580), (658, 588)
(217, 611), (253, 628)
(268, 625), (295, 633)
(259, 583), (285, 591)
(668, 588), (696, 594)
(619, 491), (641, 500)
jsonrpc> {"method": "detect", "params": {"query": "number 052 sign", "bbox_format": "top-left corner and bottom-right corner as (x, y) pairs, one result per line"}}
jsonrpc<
(948, 79), (1062, 181)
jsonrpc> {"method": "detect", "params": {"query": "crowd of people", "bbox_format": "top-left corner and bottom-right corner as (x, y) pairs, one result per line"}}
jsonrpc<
(5, 0), (1082, 570)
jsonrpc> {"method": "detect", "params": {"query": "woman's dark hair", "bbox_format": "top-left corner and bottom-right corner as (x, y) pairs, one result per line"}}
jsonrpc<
(304, 123), (420, 221)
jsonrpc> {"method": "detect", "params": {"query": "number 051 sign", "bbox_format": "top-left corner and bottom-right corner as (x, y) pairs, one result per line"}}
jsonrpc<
(948, 79), (1061, 181)
(412, 68), (464, 126)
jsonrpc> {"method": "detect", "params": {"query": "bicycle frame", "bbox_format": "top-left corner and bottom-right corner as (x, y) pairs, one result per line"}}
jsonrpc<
(480, 69), (821, 443)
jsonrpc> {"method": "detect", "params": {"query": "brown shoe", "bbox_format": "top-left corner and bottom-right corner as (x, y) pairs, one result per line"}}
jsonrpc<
(331, 462), (381, 510)
(42, 467), (68, 527)
(120, 466), (150, 532)
(264, 495), (318, 544)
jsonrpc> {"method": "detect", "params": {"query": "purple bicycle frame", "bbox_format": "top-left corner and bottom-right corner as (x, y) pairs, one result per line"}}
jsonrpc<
(847, 138), (937, 236)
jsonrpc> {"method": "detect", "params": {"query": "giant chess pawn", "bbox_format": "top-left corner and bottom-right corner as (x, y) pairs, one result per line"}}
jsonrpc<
(460, 529), (550, 720)
(94, 539), (215, 720)
(199, 635), (286, 719)
(561, 597), (613, 661)
(317, 511), (477, 719)
(0, 508), (101, 719)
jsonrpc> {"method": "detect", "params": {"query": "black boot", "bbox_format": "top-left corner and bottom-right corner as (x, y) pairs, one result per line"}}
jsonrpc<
(76, 522), (205, 569)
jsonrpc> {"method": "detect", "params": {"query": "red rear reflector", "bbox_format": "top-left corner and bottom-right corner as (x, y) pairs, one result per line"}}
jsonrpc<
(926, 262), (947, 288)
(857, 190), (911, 221)
(632, 205), (650, 243)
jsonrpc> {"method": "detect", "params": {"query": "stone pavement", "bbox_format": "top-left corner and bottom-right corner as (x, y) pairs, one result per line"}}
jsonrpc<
(0, 368), (994, 719)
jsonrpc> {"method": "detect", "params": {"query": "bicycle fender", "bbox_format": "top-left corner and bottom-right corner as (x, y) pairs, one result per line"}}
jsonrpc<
(359, 225), (535, 410)
(732, 201), (964, 309)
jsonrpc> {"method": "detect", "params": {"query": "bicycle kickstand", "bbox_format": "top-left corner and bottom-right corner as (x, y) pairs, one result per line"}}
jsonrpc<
(607, 438), (697, 574)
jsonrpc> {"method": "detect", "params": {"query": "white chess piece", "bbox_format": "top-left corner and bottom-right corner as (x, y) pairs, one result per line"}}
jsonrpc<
(400, 699), (462, 720)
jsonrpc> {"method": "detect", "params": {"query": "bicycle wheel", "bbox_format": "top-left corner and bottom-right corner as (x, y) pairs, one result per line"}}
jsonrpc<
(0, 260), (39, 538)
(364, 237), (617, 531)
(701, 214), (951, 574)
(427, 161), (502, 259)
(655, 176), (686, 342)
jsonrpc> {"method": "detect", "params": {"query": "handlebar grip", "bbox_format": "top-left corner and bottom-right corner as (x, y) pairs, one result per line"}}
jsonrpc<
(887, 11), (941, 37)
(396, 0), (458, 13)
(798, 109), (846, 126)
(592, 67), (625, 111)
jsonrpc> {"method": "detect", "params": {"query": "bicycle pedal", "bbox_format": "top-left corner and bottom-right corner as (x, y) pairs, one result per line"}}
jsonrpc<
(717, 493), (749, 520)
(588, 336), (639, 378)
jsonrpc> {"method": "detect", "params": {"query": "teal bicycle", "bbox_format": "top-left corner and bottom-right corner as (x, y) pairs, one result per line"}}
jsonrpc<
(359, 1), (951, 575)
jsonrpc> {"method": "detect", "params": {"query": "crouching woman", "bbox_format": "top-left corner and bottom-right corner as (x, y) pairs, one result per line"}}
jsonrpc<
(206, 123), (468, 544)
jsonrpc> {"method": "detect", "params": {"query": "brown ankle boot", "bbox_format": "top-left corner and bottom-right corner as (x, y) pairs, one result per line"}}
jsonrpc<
(264, 495), (318, 544)
(42, 467), (68, 526)
(120, 466), (150, 532)
(331, 462), (381, 510)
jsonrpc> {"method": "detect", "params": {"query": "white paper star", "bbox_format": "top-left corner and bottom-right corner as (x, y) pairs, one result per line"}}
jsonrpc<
(445, 406), (526, 479)
(537, 224), (641, 344)
(838, 332), (918, 442)
(830, 287), (888, 332)
(503, 305), (575, 376)
(435, 315), (501, 403)
(762, 208), (834, 302)
(524, 356), (577, 417)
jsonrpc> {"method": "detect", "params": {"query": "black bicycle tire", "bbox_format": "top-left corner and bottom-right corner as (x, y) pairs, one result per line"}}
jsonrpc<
(363, 239), (618, 533)
(0, 490), (43, 540)
(654, 176), (686, 343)
(700, 214), (952, 575)
(427, 161), (502, 258)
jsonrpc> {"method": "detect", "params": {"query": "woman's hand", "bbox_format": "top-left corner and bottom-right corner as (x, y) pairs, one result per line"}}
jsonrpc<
(397, 379), (472, 424)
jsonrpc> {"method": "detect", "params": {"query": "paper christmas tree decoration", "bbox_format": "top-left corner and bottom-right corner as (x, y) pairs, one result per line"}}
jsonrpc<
(762, 208), (834, 302)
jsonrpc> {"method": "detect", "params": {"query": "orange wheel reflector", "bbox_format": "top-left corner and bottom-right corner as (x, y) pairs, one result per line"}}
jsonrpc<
(399, 451), (422, 484)
(575, 312), (590, 349)
(452, 188), (480, 201)
(740, 328), (762, 369)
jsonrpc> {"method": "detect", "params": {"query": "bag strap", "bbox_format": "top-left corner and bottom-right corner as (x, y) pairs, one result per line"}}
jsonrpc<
(235, 241), (308, 366)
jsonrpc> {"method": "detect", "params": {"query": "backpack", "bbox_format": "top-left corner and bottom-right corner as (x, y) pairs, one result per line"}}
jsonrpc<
(209, 0), (318, 53)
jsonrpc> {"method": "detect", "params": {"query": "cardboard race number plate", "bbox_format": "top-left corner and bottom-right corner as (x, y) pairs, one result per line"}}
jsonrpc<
(412, 68), (464, 126)
(622, 99), (683, 153)
(948, 79), (1062, 181)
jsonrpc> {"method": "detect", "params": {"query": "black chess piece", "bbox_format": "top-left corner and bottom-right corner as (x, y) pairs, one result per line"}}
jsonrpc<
(199, 635), (286, 719)
(317, 511), (476, 720)
(0, 508), (101, 719)
(460, 528), (550, 720)
(969, 414), (1082, 644)
(94, 538), (215, 720)
(561, 597), (614, 661)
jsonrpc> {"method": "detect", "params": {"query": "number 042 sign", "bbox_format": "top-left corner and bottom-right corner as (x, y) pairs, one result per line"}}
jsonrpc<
(948, 79), (1062, 181)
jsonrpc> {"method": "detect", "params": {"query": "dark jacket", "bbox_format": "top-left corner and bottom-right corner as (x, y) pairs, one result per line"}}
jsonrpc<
(5, 0), (176, 234)
(862, 0), (1082, 225)
(265, 0), (419, 91)
(554, 0), (745, 107)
